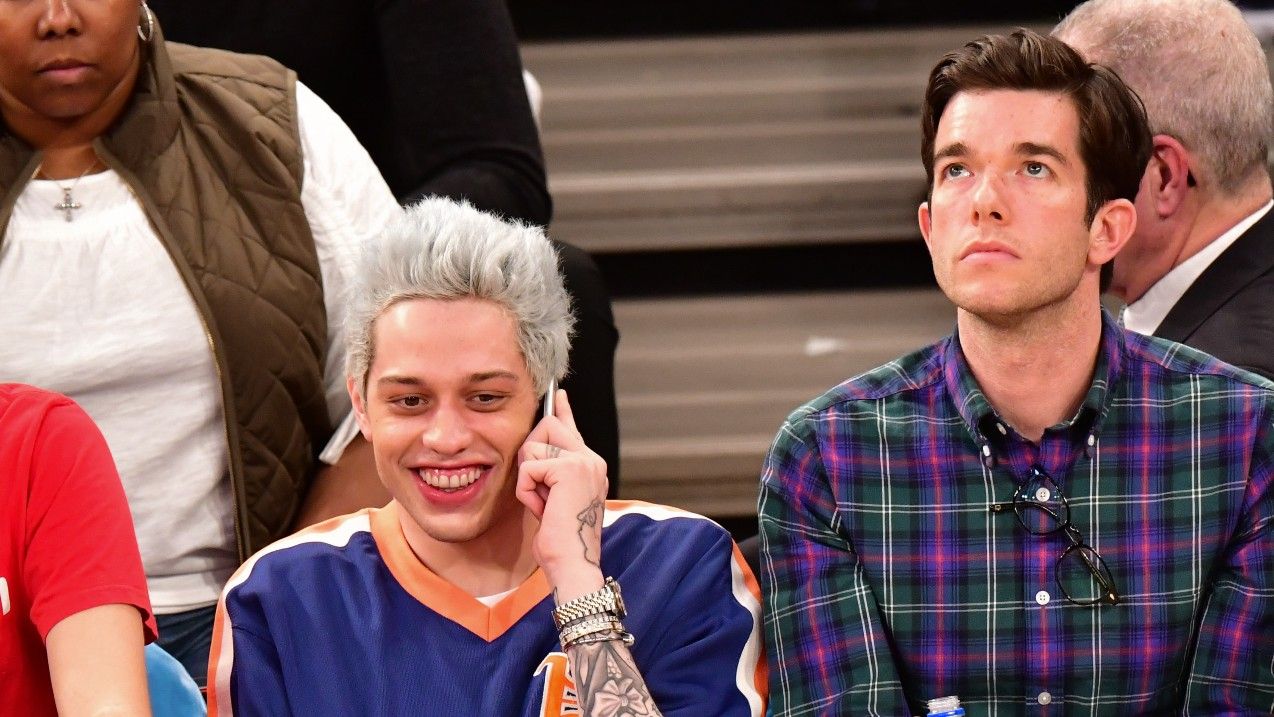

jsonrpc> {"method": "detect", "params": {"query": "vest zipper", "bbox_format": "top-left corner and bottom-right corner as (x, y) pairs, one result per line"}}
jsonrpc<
(193, 299), (248, 565)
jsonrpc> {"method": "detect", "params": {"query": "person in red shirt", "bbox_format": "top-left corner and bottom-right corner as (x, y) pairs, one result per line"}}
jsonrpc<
(0, 384), (155, 716)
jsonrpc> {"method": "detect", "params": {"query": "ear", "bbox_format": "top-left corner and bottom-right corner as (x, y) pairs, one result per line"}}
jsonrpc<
(347, 375), (373, 442)
(918, 201), (933, 248)
(1144, 134), (1192, 218)
(1087, 197), (1137, 267)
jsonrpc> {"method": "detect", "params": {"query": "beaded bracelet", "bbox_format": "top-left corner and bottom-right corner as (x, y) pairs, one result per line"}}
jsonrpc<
(559, 616), (623, 646)
(567, 628), (636, 649)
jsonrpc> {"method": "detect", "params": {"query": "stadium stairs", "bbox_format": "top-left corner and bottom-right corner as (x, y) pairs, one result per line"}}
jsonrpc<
(523, 27), (1018, 526)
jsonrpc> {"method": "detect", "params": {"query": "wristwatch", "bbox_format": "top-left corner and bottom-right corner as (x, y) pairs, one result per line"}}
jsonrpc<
(552, 576), (627, 630)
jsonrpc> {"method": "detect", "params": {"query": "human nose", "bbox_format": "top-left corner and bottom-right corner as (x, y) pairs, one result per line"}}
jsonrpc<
(971, 171), (1007, 225)
(421, 402), (472, 455)
(38, 0), (82, 38)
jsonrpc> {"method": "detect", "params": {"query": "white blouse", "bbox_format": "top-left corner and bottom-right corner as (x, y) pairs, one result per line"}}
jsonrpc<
(0, 83), (400, 612)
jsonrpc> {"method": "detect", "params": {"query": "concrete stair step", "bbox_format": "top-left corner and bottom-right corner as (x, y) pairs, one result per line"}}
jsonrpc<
(544, 117), (917, 173)
(539, 78), (921, 131)
(550, 161), (924, 251)
(550, 204), (921, 252)
(523, 28), (1011, 96)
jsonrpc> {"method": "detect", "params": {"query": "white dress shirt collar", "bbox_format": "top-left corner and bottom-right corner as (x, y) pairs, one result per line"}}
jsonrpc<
(1122, 200), (1273, 334)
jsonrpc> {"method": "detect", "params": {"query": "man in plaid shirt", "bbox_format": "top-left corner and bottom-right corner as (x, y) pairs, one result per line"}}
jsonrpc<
(760, 28), (1274, 715)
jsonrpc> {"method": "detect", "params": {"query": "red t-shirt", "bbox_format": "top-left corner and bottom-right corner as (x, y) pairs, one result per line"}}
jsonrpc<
(0, 384), (156, 716)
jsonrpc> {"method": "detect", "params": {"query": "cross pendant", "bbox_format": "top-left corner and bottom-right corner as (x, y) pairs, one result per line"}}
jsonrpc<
(55, 190), (82, 222)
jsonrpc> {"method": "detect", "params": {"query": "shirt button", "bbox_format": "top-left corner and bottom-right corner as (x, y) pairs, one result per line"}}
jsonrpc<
(996, 422), (1008, 435)
(1034, 487), (1051, 502)
(1037, 691), (1053, 705)
(1035, 590), (1051, 605)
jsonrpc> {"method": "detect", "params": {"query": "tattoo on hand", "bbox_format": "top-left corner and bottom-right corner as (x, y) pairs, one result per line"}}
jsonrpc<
(572, 639), (662, 717)
(576, 497), (603, 567)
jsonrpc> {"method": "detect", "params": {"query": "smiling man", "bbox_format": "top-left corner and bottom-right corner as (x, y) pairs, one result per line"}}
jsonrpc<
(207, 198), (765, 716)
(760, 29), (1274, 714)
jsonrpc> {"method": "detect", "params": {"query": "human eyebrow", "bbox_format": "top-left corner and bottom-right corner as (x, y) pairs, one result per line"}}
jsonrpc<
(376, 375), (423, 388)
(469, 370), (519, 383)
(932, 142), (969, 165)
(1016, 142), (1069, 166)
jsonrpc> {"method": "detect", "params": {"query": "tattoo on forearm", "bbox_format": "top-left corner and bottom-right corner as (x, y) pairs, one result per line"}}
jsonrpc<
(571, 639), (662, 717)
(576, 497), (603, 566)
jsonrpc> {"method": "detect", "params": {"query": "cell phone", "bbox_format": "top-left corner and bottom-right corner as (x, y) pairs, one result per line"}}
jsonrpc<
(541, 379), (556, 419)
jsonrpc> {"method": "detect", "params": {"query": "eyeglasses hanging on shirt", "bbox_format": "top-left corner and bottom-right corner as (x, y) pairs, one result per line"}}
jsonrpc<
(992, 465), (1120, 607)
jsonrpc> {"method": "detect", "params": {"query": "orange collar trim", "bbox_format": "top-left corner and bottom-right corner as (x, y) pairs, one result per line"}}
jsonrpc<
(370, 502), (551, 642)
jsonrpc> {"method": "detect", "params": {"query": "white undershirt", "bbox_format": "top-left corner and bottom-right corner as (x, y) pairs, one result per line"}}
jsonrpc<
(0, 82), (400, 612)
(475, 587), (519, 608)
(1122, 200), (1273, 334)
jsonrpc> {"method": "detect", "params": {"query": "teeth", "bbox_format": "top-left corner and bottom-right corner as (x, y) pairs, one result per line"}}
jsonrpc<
(417, 467), (481, 492)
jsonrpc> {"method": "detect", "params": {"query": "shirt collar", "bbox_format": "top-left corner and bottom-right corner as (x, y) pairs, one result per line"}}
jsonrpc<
(1123, 200), (1274, 334)
(944, 310), (1125, 458)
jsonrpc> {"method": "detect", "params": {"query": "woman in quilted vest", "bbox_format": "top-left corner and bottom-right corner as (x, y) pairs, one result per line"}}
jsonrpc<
(0, 0), (402, 688)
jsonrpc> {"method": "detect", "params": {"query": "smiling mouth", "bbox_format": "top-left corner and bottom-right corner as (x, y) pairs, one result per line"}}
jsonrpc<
(415, 467), (484, 492)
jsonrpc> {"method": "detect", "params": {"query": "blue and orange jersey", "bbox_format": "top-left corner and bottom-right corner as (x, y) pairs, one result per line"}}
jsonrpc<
(208, 500), (766, 716)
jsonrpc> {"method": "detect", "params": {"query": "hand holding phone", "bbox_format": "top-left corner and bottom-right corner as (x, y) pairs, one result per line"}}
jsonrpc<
(516, 386), (609, 600)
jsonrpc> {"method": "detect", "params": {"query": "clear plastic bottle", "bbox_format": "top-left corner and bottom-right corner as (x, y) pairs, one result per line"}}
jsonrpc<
(926, 696), (966, 716)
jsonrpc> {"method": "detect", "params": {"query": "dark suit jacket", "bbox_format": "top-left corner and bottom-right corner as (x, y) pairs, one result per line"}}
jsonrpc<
(1155, 207), (1274, 381)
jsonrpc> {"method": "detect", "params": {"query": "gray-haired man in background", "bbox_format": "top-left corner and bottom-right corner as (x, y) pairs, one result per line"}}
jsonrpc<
(1055, 0), (1274, 379)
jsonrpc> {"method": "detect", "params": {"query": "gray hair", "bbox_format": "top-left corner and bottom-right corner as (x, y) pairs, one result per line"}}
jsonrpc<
(346, 197), (574, 395)
(1055, 0), (1273, 195)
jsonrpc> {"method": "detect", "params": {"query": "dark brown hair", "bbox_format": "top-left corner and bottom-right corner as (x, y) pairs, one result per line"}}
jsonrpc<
(921, 28), (1151, 225)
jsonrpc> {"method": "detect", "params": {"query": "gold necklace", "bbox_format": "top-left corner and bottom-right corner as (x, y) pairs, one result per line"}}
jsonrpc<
(35, 161), (97, 222)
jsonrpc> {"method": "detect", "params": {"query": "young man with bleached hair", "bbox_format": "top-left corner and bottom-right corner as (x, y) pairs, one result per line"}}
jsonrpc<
(1055, 0), (1274, 380)
(208, 198), (765, 716)
(760, 29), (1274, 714)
